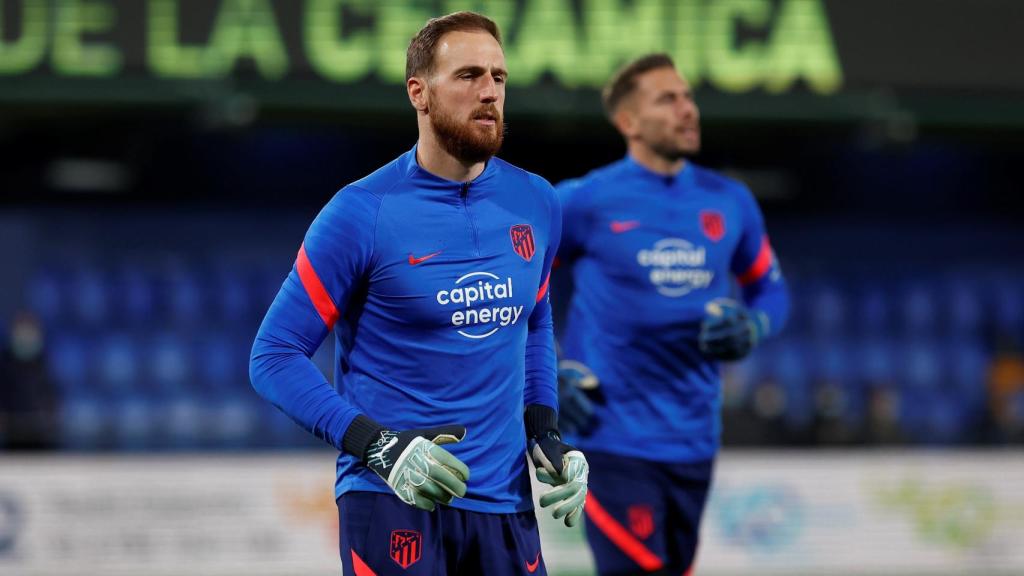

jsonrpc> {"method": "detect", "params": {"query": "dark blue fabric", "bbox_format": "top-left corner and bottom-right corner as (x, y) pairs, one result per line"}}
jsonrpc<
(338, 492), (547, 576)
(584, 450), (713, 576)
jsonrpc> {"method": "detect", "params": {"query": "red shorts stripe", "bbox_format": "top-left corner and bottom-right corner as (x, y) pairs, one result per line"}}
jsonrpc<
(584, 492), (664, 572)
(536, 273), (550, 303)
(737, 236), (773, 286)
(351, 549), (377, 576)
(296, 244), (339, 330)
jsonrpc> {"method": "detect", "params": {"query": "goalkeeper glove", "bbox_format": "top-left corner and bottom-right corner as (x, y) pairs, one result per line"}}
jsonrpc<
(525, 404), (588, 527)
(344, 415), (470, 511)
(557, 359), (600, 436)
(698, 297), (767, 361)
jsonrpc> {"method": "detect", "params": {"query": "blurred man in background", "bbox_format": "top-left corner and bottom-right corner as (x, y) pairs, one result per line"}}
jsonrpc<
(554, 54), (790, 575)
(0, 311), (58, 451)
(250, 11), (586, 575)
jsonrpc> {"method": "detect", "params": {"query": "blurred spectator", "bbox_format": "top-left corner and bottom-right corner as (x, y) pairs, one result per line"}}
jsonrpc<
(865, 385), (904, 444)
(987, 336), (1024, 443)
(813, 378), (860, 444)
(0, 312), (59, 450)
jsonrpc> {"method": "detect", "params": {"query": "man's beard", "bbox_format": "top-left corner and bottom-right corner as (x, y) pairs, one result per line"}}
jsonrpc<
(650, 135), (698, 161)
(429, 97), (504, 164)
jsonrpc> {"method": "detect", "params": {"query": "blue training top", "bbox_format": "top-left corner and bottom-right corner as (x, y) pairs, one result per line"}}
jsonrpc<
(556, 155), (789, 463)
(251, 145), (560, 513)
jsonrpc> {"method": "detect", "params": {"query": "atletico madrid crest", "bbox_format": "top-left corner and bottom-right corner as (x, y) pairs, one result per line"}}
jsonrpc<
(510, 224), (536, 262)
(700, 209), (726, 242)
(389, 529), (422, 569)
(628, 504), (655, 540)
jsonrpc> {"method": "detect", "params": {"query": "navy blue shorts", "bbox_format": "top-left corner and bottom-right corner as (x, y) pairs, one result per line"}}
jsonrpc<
(583, 451), (713, 576)
(338, 491), (546, 575)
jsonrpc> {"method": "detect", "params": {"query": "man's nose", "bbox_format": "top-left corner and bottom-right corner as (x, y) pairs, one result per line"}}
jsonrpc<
(676, 101), (695, 122)
(479, 76), (498, 103)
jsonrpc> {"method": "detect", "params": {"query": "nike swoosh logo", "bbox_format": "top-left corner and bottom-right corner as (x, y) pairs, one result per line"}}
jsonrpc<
(408, 251), (442, 265)
(526, 552), (541, 573)
(610, 220), (640, 234)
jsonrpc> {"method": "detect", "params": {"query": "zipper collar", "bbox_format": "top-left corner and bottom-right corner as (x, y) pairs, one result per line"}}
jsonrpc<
(622, 153), (695, 189)
(401, 144), (499, 193)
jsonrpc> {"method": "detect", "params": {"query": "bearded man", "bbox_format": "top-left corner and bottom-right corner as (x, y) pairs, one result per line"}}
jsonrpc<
(250, 11), (587, 576)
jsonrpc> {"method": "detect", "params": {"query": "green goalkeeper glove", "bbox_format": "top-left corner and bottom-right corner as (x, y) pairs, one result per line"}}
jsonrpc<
(525, 404), (589, 527)
(345, 416), (470, 511)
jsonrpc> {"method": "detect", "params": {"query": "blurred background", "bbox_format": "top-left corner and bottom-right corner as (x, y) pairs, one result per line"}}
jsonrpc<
(1, 1), (1023, 574)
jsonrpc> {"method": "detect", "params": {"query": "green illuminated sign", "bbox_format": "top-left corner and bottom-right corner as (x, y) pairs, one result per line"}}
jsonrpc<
(52, 0), (122, 76)
(0, 0), (843, 94)
(149, 0), (289, 79)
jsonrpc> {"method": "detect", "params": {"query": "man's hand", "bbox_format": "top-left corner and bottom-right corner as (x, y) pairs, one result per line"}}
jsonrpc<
(557, 360), (600, 436)
(363, 425), (470, 511)
(698, 298), (767, 361)
(530, 430), (589, 527)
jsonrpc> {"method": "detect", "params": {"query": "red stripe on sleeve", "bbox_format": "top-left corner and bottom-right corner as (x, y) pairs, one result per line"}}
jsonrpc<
(584, 493), (665, 572)
(296, 244), (339, 330)
(737, 236), (773, 287)
(351, 549), (378, 576)
(536, 273), (550, 303)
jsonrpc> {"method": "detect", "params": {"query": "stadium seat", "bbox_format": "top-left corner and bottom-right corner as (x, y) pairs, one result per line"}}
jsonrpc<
(902, 284), (937, 336)
(163, 395), (205, 449)
(114, 265), (155, 326)
(26, 269), (62, 323)
(809, 283), (845, 337)
(162, 262), (204, 325)
(112, 395), (156, 450)
(898, 341), (946, 442)
(213, 267), (252, 323)
(195, 333), (235, 393)
(859, 337), (895, 386)
(993, 277), (1024, 339)
(147, 332), (192, 396)
(48, 332), (90, 395)
(947, 341), (988, 411)
(857, 285), (890, 337)
(204, 396), (256, 447)
(945, 278), (982, 337)
(59, 395), (107, 450)
(97, 334), (138, 395)
(925, 391), (974, 445)
(69, 266), (109, 326)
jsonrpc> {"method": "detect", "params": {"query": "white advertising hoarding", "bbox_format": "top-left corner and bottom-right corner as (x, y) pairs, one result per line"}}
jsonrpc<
(0, 451), (1022, 575)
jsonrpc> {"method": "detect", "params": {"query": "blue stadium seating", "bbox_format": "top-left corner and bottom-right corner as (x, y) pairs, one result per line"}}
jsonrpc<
(21, 239), (1022, 449)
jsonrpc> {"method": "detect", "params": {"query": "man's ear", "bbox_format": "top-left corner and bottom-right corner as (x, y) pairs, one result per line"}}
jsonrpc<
(408, 76), (429, 113)
(612, 107), (636, 139)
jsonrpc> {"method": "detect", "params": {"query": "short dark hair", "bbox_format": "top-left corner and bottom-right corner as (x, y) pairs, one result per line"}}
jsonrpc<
(601, 53), (677, 117)
(406, 12), (502, 81)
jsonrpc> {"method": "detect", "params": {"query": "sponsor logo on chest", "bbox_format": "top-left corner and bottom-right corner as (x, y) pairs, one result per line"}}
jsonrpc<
(636, 238), (714, 297)
(435, 271), (524, 339)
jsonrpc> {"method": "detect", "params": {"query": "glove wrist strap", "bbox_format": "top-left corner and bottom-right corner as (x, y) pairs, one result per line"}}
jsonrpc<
(525, 404), (559, 440)
(342, 414), (386, 459)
